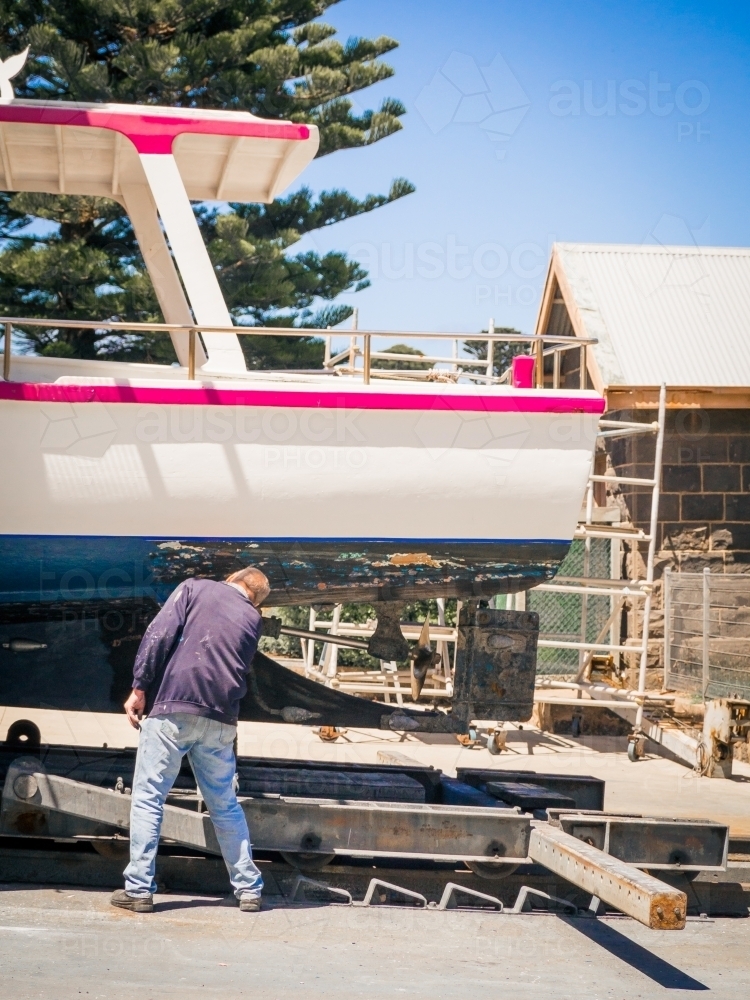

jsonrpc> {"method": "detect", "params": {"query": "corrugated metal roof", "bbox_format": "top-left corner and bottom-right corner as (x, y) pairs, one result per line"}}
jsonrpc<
(550, 242), (750, 387)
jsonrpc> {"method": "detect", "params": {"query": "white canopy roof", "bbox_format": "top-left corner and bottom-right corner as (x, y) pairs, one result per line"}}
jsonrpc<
(0, 100), (319, 203)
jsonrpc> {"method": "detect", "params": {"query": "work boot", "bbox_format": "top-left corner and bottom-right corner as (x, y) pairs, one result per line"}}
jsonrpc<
(110, 889), (154, 913)
(238, 894), (261, 913)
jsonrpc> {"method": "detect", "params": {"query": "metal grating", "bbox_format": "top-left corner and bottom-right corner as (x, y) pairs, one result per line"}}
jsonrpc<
(665, 569), (750, 700)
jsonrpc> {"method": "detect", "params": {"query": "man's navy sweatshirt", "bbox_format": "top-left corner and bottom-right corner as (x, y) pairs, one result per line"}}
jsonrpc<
(132, 578), (263, 725)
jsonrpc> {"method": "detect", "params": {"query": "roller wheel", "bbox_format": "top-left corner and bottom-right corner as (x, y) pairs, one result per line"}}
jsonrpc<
(627, 740), (644, 762)
(280, 851), (336, 872)
(92, 839), (130, 861)
(466, 861), (520, 880)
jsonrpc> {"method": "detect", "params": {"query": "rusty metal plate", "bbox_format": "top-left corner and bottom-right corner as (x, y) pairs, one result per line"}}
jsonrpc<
(451, 607), (539, 726)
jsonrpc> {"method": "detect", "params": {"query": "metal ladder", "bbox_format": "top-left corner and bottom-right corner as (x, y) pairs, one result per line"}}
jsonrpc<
(533, 384), (669, 743)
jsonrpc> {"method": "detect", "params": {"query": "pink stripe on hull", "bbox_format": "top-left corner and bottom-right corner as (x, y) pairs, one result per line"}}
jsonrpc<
(0, 381), (606, 415)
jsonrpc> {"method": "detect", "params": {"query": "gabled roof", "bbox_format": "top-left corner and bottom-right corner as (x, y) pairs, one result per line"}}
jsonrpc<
(536, 242), (750, 392)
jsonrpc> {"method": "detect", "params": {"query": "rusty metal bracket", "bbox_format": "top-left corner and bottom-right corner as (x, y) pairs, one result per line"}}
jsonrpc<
(529, 825), (687, 929)
(510, 885), (578, 915)
(436, 882), (503, 911)
(289, 875), (352, 906)
(358, 879), (427, 908)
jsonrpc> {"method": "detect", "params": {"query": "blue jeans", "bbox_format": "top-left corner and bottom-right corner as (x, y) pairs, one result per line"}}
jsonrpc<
(124, 713), (263, 899)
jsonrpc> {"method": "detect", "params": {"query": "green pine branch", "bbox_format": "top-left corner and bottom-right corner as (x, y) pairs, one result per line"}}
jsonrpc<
(0, 0), (414, 362)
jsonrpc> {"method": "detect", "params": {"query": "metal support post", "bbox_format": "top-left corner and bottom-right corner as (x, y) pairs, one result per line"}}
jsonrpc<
(577, 470), (595, 679)
(663, 566), (672, 688)
(635, 383), (666, 730)
(324, 604), (342, 682)
(702, 567), (710, 701)
(305, 607), (318, 676)
(188, 328), (196, 380)
(3, 321), (10, 380)
(536, 335), (544, 388)
(363, 333), (371, 385)
(436, 597), (451, 684)
(487, 317), (494, 380)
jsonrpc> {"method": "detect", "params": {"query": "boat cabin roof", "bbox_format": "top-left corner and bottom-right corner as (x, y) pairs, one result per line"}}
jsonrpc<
(0, 100), (318, 202)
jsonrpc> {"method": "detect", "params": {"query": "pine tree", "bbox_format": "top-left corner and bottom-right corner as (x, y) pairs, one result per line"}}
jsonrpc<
(464, 328), (526, 379)
(0, 1), (413, 365)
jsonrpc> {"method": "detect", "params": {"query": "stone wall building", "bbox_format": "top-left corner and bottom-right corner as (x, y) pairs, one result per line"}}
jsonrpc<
(533, 242), (750, 679)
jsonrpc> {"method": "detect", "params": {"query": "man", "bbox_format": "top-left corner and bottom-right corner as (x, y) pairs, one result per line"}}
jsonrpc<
(110, 566), (270, 914)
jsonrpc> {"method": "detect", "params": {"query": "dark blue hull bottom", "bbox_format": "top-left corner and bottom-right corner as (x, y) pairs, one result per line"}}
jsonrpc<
(0, 535), (568, 606)
(0, 535), (565, 721)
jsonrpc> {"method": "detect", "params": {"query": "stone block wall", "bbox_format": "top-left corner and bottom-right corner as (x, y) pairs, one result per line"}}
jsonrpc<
(608, 408), (750, 574)
(606, 407), (750, 682)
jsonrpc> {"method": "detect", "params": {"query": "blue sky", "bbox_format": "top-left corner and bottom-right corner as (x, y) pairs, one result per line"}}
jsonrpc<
(291, 0), (750, 339)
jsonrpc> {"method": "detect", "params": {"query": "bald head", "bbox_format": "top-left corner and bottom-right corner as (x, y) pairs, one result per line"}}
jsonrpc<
(225, 567), (271, 607)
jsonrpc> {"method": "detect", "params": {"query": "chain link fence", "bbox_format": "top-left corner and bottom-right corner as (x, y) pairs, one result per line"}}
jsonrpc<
(529, 538), (614, 675)
(665, 569), (750, 700)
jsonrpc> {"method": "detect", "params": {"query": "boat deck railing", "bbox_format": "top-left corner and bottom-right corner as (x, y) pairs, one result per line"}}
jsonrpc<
(0, 315), (597, 390)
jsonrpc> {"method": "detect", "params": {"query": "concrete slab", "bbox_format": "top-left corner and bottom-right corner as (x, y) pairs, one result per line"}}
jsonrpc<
(2, 708), (750, 835)
(0, 885), (747, 999)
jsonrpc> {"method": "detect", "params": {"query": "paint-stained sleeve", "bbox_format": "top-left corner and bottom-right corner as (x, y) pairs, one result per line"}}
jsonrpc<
(132, 581), (191, 692)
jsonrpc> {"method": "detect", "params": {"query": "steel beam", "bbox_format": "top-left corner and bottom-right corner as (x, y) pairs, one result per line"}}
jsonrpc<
(241, 796), (531, 862)
(1, 761), (531, 864)
(555, 813), (728, 873)
(529, 825), (687, 929)
(2, 763), (222, 854)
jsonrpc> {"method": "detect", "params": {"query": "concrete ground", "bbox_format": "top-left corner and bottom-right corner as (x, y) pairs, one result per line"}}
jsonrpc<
(2, 705), (749, 836)
(0, 885), (747, 999)
(1, 707), (749, 997)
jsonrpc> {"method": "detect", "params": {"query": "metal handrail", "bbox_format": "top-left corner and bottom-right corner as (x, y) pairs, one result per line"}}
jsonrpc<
(0, 314), (598, 385)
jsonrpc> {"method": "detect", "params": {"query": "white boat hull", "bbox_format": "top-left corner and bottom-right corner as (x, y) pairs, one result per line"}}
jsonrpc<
(0, 377), (603, 606)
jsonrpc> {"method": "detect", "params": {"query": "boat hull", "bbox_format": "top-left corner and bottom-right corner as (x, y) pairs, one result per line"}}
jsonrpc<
(0, 378), (603, 606)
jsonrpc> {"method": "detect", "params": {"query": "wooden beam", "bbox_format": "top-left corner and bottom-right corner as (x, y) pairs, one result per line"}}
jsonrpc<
(533, 251), (557, 340)
(529, 825), (687, 929)
(606, 385), (750, 410)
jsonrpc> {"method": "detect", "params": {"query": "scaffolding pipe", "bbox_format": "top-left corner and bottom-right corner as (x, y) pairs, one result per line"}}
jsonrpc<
(635, 383), (667, 729)
(702, 567), (710, 701)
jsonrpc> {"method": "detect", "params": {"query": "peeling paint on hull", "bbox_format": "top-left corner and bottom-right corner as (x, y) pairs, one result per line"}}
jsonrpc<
(0, 535), (568, 607)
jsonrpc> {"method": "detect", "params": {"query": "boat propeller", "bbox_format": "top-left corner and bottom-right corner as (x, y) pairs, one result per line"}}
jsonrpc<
(410, 618), (442, 701)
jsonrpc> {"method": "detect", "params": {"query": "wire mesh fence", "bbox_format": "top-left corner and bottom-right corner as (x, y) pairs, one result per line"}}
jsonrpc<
(665, 569), (750, 700)
(529, 538), (614, 675)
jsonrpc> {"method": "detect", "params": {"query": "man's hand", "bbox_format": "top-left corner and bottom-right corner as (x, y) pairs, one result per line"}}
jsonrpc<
(124, 689), (146, 730)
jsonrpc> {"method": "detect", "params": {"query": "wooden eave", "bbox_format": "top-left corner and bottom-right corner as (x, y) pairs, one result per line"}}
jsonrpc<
(605, 385), (750, 410)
